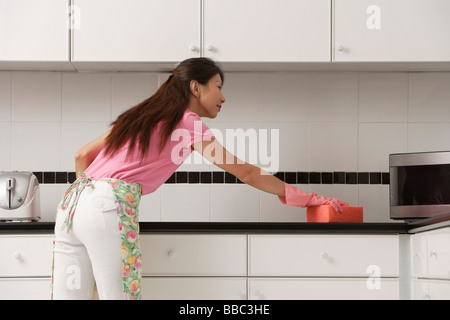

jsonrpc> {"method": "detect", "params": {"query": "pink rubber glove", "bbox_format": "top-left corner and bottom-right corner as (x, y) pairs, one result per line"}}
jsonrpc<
(278, 183), (348, 213)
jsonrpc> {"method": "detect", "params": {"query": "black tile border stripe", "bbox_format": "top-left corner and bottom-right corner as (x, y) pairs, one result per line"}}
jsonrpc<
(33, 171), (390, 185)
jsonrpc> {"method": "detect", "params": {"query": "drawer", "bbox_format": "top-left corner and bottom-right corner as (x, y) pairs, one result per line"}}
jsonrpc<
(0, 278), (51, 300)
(411, 233), (428, 277)
(140, 234), (247, 276)
(411, 227), (450, 279)
(248, 278), (399, 300)
(426, 228), (450, 279)
(412, 279), (450, 300)
(141, 277), (246, 300)
(249, 235), (399, 277)
(0, 235), (54, 277)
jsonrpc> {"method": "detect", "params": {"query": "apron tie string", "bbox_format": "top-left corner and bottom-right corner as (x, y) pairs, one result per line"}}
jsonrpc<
(58, 173), (93, 232)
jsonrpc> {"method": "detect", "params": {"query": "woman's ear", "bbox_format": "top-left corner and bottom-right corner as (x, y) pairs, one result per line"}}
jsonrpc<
(190, 80), (200, 98)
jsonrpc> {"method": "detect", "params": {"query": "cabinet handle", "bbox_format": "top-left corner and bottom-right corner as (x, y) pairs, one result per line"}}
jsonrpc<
(206, 45), (215, 52)
(234, 289), (245, 300)
(337, 45), (345, 52)
(12, 252), (21, 260)
(320, 252), (329, 260)
(429, 250), (438, 258)
(422, 292), (431, 300)
(189, 44), (198, 52)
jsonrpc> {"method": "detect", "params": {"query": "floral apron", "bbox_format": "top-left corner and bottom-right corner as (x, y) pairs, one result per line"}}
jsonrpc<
(55, 173), (142, 300)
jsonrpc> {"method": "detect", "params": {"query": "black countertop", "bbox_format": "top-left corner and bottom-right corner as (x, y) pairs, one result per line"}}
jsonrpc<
(1, 212), (450, 235)
(0, 221), (409, 235)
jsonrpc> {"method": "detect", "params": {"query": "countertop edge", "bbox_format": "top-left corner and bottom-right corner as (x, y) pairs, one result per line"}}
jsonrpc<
(0, 221), (409, 235)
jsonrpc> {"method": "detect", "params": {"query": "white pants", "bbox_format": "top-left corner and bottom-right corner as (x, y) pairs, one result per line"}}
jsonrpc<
(52, 179), (140, 300)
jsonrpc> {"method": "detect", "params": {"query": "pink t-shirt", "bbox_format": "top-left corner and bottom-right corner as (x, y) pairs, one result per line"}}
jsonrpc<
(85, 109), (214, 195)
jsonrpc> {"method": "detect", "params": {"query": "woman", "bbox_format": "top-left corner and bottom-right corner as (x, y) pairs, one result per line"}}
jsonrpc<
(52, 57), (347, 300)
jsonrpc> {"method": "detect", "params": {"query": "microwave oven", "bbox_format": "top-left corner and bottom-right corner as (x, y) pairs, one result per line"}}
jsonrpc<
(389, 151), (450, 221)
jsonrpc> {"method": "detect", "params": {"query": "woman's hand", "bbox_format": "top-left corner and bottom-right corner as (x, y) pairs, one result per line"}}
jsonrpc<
(278, 183), (348, 213)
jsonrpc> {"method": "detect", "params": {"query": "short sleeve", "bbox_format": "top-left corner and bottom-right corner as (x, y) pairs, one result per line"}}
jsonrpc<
(182, 111), (215, 148)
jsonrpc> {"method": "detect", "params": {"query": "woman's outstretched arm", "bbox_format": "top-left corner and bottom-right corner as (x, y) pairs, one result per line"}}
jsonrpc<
(192, 138), (285, 196)
(192, 138), (347, 212)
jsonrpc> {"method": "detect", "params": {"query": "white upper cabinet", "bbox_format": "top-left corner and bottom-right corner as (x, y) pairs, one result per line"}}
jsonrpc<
(2, 0), (450, 70)
(0, 0), (69, 61)
(72, 0), (201, 62)
(203, 0), (331, 62)
(334, 0), (450, 62)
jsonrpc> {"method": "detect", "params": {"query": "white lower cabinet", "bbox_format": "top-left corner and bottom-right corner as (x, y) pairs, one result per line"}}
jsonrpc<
(0, 235), (53, 300)
(139, 234), (247, 300)
(0, 235), (54, 277)
(411, 279), (450, 300)
(410, 227), (450, 299)
(0, 278), (52, 300)
(0, 232), (405, 300)
(247, 234), (400, 300)
(142, 278), (247, 300)
(140, 234), (247, 276)
(248, 278), (399, 300)
(248, 235), (399, 277)
(140, 234), (400, 300)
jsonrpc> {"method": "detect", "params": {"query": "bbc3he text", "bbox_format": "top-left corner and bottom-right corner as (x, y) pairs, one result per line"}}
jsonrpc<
(179, 304), (270, 317)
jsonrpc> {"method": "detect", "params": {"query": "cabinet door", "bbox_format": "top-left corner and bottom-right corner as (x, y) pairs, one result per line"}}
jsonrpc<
(249, 235), (399, 277)
(426, 228), (450, 280)
(412, 279), (450, 300)
(140, 234), (247, 276)
(411, 233), (428, 277)
(203, 0), (330, 62)
(334, 0), (450, 62)
(73, 0), (200, 62)
(249, 278), (399, 300)
(141, 277), (247, 300)
(0, 235), (54, 277)
(0, 278), (51, 300)
(0, 0), (68, 61)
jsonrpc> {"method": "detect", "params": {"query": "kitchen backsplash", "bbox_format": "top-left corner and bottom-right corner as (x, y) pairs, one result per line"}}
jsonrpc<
(1, 71), (450, 223)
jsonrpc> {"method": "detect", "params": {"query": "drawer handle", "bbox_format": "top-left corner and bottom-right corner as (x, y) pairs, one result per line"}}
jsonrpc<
(422, 293), (431, 300)
(429, 251), (438, 258)
(234, 289), (245, 300)
(320, 252), (329, 260)
(12, 252), (21, 260)
(167, 250), (175, 258)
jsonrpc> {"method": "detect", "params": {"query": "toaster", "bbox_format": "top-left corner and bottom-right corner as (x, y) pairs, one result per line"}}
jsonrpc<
(0, 171), (40, 222)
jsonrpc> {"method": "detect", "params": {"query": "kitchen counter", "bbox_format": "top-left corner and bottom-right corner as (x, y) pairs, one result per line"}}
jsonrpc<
(2, 212), (450, 235)
(0, 221), (409, 235)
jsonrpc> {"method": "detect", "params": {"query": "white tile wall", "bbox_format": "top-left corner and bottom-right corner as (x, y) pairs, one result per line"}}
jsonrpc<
(161, 184), (211, 221)
(358, 73), (408, 123)
(1, 71), (450, 223)
(62, 73), (111, 122)
(358, 123), (407, 171)
(309, 73), (358, 122)
(309, 122), (358, 172)
(260, 73), (308, 123)
(12, 72), (62, 122)
(409, 73), (450, 123)
(0, 72), (12, 121)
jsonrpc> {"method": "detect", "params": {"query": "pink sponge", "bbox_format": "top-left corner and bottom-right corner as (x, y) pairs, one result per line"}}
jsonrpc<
(307, 205), (363, 223)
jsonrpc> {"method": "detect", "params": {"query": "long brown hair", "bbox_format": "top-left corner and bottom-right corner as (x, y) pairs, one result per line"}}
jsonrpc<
(104, 57), (224, 161)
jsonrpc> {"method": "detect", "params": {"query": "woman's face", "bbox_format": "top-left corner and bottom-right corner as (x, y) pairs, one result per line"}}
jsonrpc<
(191, 73), (225, 118)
